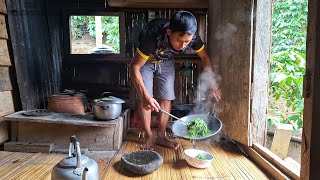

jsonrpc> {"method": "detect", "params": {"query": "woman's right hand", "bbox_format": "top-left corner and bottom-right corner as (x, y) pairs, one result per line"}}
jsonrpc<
(142, 96), (161, 112)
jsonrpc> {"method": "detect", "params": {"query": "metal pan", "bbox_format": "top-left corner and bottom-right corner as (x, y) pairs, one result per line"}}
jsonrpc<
(171, 114), (222, 141)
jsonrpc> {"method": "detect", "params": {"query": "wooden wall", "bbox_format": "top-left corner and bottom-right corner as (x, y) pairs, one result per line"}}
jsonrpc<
(208, 0), (271, 146)
(6, 0), (62, 110)
(301, 0), (320, 178)
(5, 0), (207, 110)
(208, 0), (253, 146)
(0, 0), (20, 144)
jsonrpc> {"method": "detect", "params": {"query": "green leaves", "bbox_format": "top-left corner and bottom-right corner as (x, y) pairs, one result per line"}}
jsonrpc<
(272, 0), (308, 54)
(70, 16), (120, 53)
(269, 0), (307, 131)
(102, 16), (120, 52)
(187, 118), (211, 138)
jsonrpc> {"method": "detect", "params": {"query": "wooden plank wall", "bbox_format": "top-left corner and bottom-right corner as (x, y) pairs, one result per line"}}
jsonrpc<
(301, 0), (320, 179)
(250, 0), (272, 145)
(6, 0), (62, 110)
(0, 0), (19, 144)
(207, 0), (253, 146)
(5, 0), (207, 110)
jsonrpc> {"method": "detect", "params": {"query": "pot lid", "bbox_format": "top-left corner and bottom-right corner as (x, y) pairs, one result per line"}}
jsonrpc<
(59, 155), (89, 167)
(97, 96), (125, 104)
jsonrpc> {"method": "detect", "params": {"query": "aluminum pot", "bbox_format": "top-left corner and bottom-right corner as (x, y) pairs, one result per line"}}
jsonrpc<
(93, 93), (125, 120)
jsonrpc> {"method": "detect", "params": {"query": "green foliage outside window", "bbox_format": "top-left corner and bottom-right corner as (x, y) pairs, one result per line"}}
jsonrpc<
(269, 0), (308, 130)
(70, 16), (120, 52)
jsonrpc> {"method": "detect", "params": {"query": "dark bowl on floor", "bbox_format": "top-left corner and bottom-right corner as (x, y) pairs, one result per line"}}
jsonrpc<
(121, 150), (163, 175)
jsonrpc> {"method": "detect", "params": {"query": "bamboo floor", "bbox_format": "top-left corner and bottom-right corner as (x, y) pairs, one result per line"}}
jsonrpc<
(103, 128), (270, 179)
(0, 128), (270, 180)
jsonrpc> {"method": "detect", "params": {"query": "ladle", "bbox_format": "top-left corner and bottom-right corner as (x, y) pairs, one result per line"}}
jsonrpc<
(159, 108), (187, 125)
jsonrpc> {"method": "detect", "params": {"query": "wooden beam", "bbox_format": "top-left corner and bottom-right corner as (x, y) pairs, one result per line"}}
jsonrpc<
(0, 91), (14, 116)
(4, 141), (54, 153)
(0, 0), (7, 15)
(0, 121), (9, 144)
(284, 157), (301, 173)
(250, 0), (272, 146)
(244, 146), (289, 179)
(95, 16), (102, 46)
(0, 66), (13, 91)
(0, 14), (8, 39)
(0, 39), (11, 66)
(253, 143), (300, 179)
(301, 0), (320, 179)
(107, 0), (208, 8)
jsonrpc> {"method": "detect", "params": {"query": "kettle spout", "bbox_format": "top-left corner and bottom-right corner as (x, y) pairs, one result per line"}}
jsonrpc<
(82, 167), (88, 180)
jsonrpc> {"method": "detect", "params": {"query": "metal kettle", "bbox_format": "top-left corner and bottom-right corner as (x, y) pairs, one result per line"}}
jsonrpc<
(51, 135), (99, 180)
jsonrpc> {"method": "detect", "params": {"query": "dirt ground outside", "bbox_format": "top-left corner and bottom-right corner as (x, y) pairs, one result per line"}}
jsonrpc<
(71, 33), (96, 54)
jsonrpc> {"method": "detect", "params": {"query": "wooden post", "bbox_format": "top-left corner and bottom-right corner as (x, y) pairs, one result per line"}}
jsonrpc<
(271, 124), (293, 159)
(95, 16), (102, 47)
(0, 0), (7, 14)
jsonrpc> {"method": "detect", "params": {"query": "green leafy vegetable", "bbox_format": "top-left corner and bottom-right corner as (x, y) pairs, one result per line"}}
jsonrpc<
(195, 153), (209, 160)
(187, 118), (211, 138)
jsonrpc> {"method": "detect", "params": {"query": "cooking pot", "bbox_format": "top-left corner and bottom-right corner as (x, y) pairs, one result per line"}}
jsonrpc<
(48, 91), (88, 115)
(93, 92), (125, 120)
(51, 135), (99, 180)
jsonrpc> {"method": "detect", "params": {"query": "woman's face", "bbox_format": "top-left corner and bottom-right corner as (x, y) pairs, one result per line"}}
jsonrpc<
(167, 29), (193, 51)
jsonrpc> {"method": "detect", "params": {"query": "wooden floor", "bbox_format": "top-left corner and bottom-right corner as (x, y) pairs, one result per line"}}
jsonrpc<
(0, 151), (66, 180)
(102, 129), (270, 179)
(0, 129), (270, 180)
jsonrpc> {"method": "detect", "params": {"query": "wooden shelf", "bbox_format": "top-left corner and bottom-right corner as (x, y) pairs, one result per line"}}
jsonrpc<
(4, 110), (129, 127)
(64, 56), (132, 64)
(108, 0), (208, 8)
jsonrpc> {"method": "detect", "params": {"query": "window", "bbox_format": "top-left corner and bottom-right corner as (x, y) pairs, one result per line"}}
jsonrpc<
(63, 11), (125, 60)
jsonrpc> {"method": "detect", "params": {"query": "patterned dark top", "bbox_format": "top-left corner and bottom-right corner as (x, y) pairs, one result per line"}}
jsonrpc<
(137, 18), (204, 63)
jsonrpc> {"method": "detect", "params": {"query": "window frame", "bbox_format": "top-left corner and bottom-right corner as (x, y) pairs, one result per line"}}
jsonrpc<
(62, 9), (126, 62)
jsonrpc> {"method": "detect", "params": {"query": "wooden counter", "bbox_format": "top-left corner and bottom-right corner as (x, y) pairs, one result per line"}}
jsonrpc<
(3, 109), (130, 151)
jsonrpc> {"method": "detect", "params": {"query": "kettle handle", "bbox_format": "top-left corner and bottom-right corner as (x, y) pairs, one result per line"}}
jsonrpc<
(68, 135), (82, 168)
(70, 135), (78, 144)
(68, 135), (78, 157)
(75, 142), (82, 168)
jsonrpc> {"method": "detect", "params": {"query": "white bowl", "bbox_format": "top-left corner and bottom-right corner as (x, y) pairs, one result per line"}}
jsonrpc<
(184, 149), (214, 168)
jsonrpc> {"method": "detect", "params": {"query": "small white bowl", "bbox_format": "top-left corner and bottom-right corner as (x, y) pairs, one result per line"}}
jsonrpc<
(184, 149), (214, 168)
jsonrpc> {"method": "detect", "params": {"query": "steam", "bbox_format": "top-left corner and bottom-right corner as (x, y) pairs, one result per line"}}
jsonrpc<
(189, 70), (223, 143)
(214, 23), (237, 40)
(189, 22), (237, 115)
(191, 70), (222, 115)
